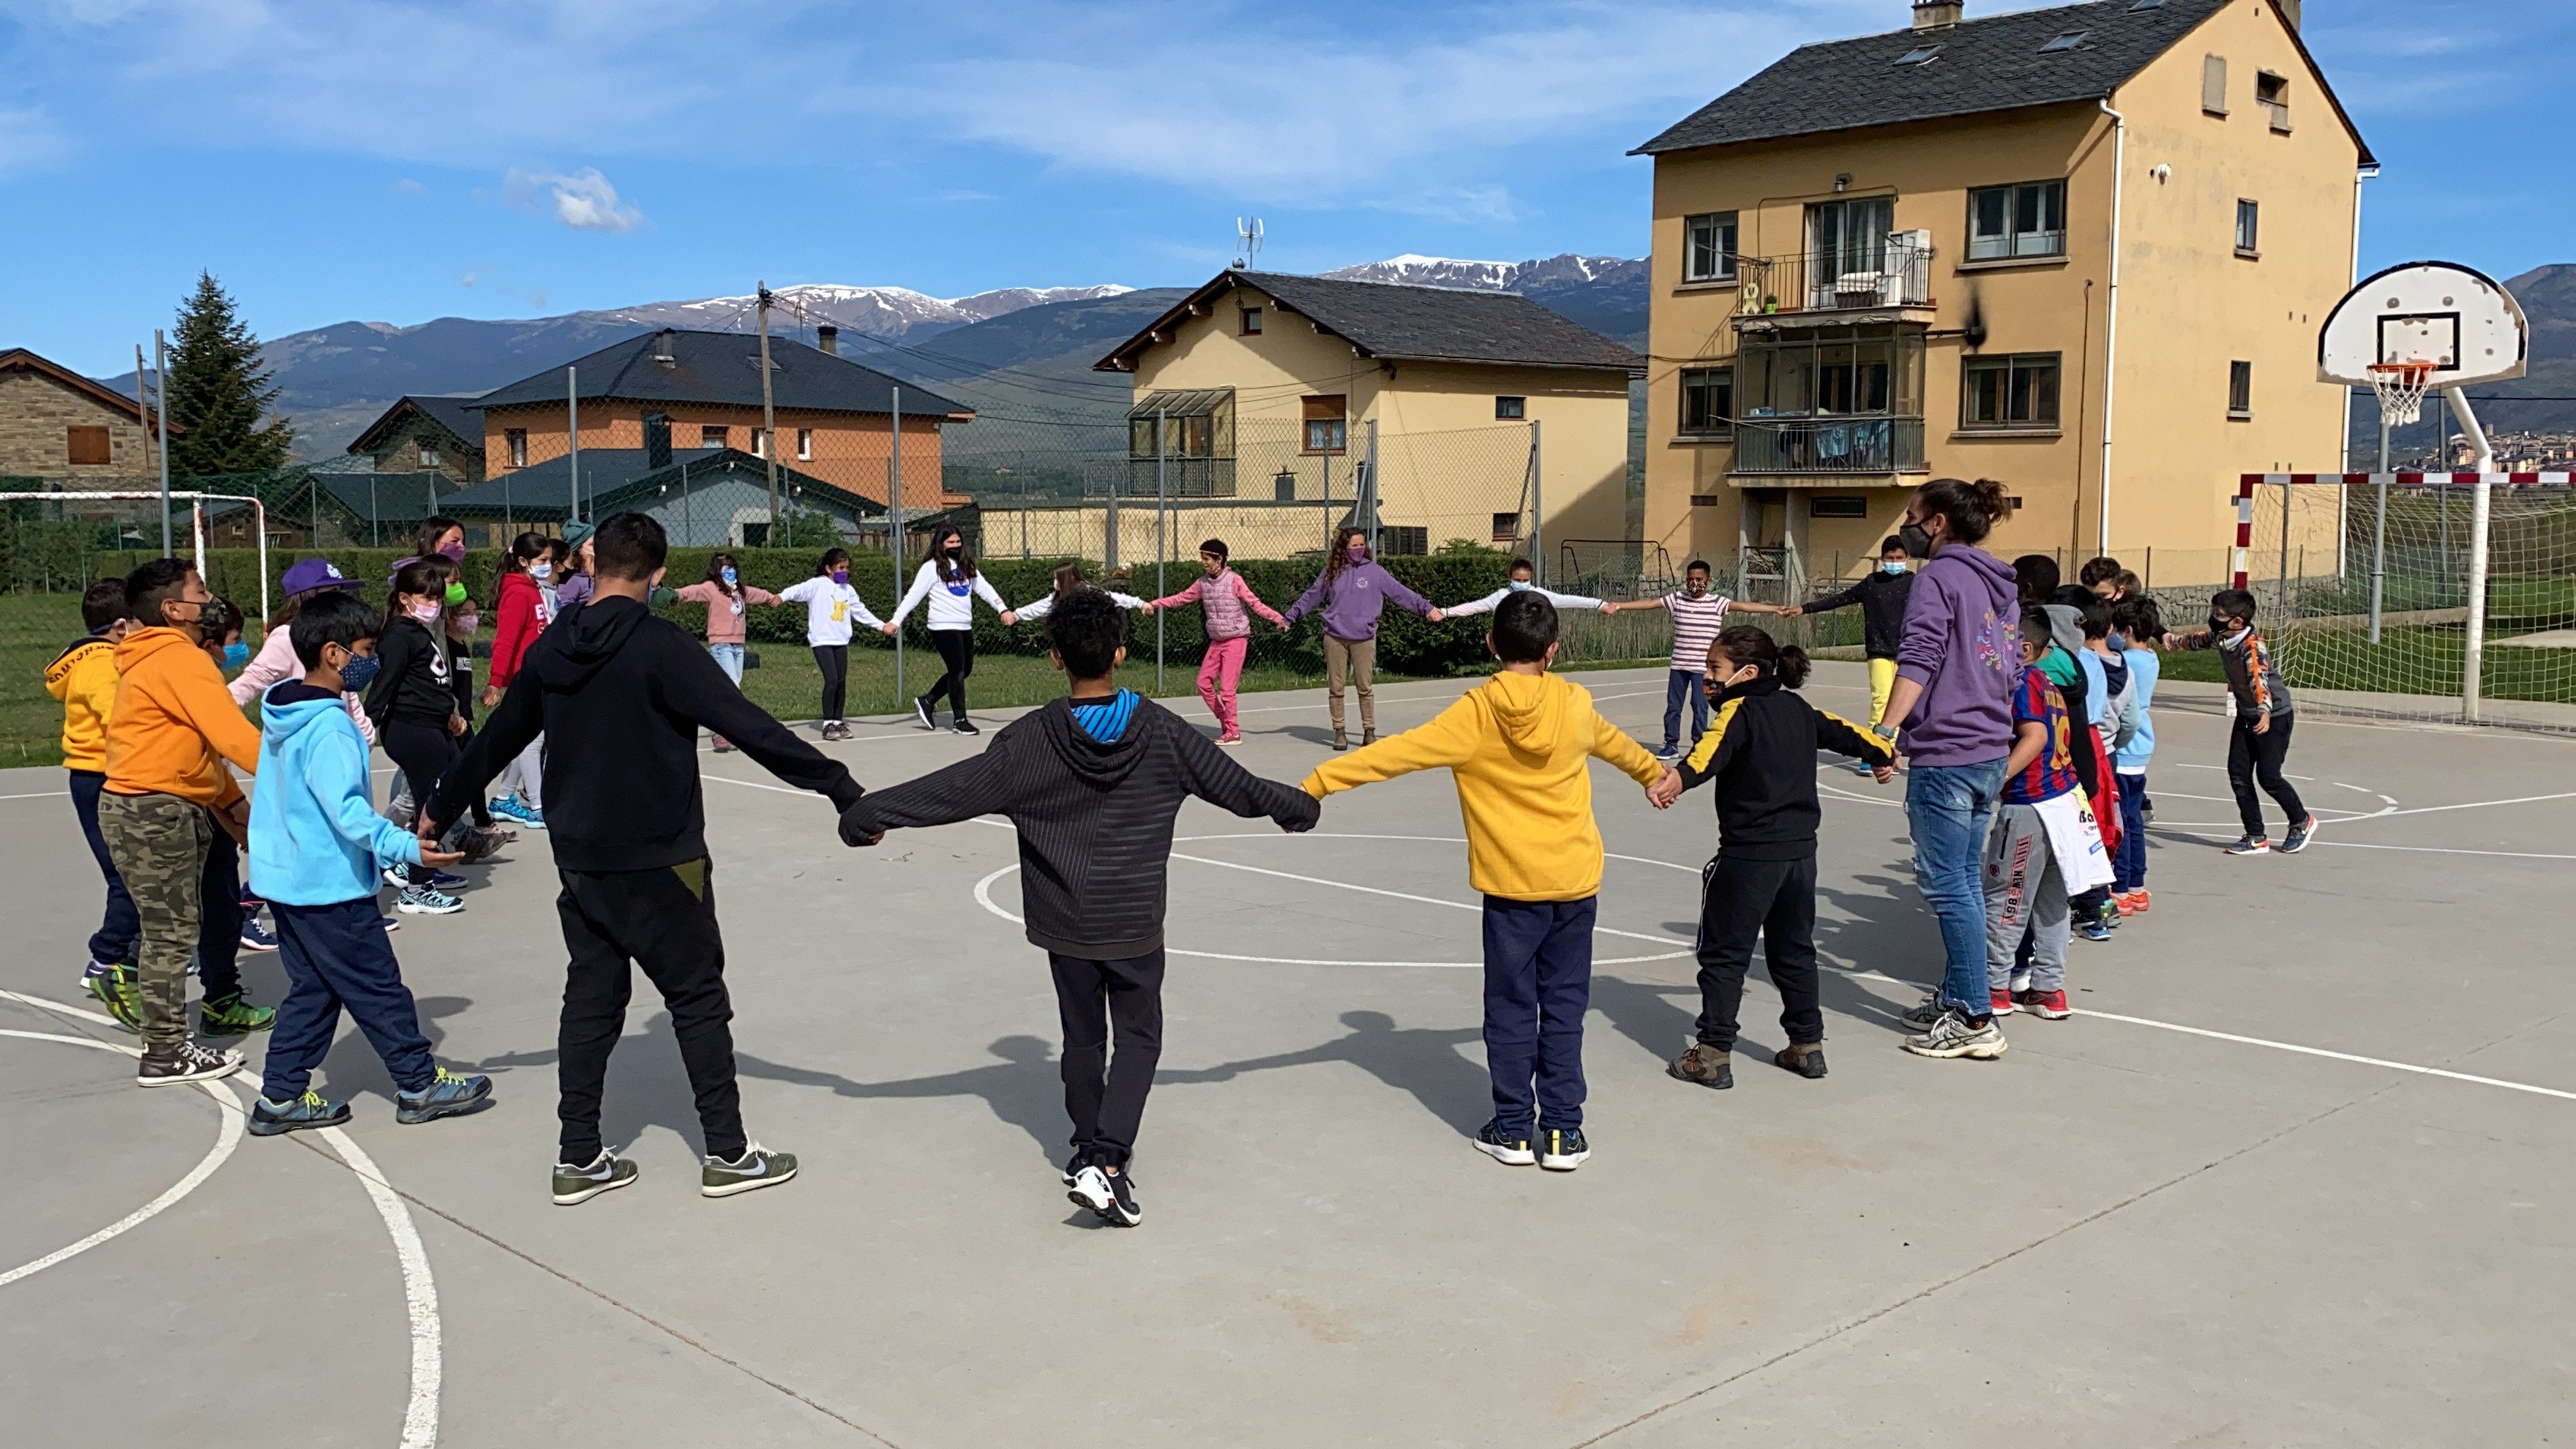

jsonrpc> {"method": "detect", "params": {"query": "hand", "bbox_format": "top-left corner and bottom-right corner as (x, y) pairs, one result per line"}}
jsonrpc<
(216, 796), (251, 845)
(1000, 610), (1019, 626)
(1598, 601), (1617, 615)
(1427, 607), (1445, 623)
(2160, 632), (2179, 651)
(2252, 712), (2270, 735)
(1136, 603), (1154, 616)
(1781, 605), (1802, 618)
(417, 845), (467, 867)
(1647, 766), (1684, 809)
(446, 712), (467, 737)
(1872, 763), (1895, 785)
(479, 685), (502, 708)
(880, 621), (899, 637)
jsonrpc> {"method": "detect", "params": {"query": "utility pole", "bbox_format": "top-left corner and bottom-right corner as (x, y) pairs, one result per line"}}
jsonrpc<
(134, 344), (156, 482)
(154, 329), (173, 557)
(1530, 418), (1545, 585)
(567, 364), (581, 524)
(890, 386), (905, 703)
(757, 282), (780, 538)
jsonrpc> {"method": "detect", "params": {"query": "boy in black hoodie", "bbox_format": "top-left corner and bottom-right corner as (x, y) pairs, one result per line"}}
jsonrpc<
(839, 588), (1317, 1227)
(426, 512), (869, 1206)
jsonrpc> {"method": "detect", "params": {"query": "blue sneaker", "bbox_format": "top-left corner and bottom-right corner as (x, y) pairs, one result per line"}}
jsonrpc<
(489, 795), (546, 830)
(397, 885), (463, 916)
(238, 912), (280, 953)
(249, 1090), (352, 1137)
(396, 1068), (494, 1124)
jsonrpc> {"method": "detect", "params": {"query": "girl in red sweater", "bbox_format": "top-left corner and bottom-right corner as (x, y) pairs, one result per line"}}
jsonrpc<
(481, 532), (550, 828)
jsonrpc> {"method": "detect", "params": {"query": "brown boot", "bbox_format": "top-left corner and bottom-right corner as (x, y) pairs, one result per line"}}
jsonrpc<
(1668, 1043), (1733, 1090)
(1774, 1041), (1828, 1079)
(1362, 728), (1377, 746)
(1333, 729), (1350, 752)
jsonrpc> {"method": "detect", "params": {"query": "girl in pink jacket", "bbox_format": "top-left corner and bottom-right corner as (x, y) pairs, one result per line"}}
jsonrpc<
(1150, 538), (1286, 744)
(674, 551), (781, 753)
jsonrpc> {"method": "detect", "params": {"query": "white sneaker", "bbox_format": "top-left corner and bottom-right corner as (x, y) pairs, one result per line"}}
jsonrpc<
(1897, 991), (1947, 1030)
(1903, 1008), (2009, 1060)
(1067, 1164), (1115, 1214)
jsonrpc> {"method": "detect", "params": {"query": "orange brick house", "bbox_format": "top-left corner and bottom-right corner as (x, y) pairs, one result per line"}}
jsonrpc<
(467, 328), (972, 514)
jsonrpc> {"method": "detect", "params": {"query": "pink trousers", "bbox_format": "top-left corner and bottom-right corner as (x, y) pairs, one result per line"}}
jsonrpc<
(1197, 636), (1248, 737)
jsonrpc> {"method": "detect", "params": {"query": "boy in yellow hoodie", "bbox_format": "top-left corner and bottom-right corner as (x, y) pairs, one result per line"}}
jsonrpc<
(46, 580), (140, 997)
(99, 559), (273, 1087)
(1303, 592), (1671, 1172)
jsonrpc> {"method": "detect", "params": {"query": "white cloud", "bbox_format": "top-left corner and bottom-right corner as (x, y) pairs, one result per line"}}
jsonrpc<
(0, 104), (70, 176)
(392, 176), (427, 195)
(503, 166), (645, 233)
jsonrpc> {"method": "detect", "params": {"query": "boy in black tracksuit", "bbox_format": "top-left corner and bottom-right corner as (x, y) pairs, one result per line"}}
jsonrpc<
(1654, 626), (1893, 1090)
(1788, 533), (1914, 746)
(839, 588), (1317, 1227)
(427, 512), (868, 1206)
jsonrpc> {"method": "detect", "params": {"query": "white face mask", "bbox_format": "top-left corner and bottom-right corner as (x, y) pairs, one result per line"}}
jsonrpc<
(530, 562), (553, 581)
(1881, 560), (1907, 575)
(1507, 580), (1534, 592)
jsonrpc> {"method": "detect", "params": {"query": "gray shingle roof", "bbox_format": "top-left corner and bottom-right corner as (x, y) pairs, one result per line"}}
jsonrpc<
(346, 394), (485, 455)
(1096, 271), (1644, 374)
(469, 330), (971, 419)
(1633, 0), (2367, 164)
(434, 448), (883, 521)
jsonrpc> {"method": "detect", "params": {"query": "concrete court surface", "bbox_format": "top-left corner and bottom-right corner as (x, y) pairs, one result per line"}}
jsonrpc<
(3, 661), (2570, 1448)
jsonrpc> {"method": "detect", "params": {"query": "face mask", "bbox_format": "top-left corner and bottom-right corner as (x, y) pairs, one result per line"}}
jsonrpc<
(943, 545), (962, 560)
(437, 541), (465, 562)
(222, 641), (249, 669)
(2107, 630), (2129, 651)
(443, 581), (467, 607)
(530, 561), (553, 581)
(2209, 615), (2234, 637)
(1347, 544), (1367, 560)
(1507, 580), (1534, 592)
(337, 653), (381, 692)
(1881, 560), (1908, 575)
(720, 566), (738, 585)
(830, 569), (849, 586)
(1897, 522), (1934, 558)
(408, 600), (443, 623)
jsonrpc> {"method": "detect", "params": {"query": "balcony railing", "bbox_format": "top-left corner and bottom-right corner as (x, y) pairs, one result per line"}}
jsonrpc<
(1731, 416), (1925, 475)
(1736, 237), (1934, 315)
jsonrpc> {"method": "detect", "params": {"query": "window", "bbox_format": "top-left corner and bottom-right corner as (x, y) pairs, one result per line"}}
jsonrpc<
(2228, 360), (2253, 419)
(2235, 199), (2260, 256)
(2038, 31), (2087, 52)
(1683, 211), (1739, 282)
(506, 428), (528, 468)
(1240, 307), (1263, 335)
(1301, 394), (1348, 454)
(751, 427), (769, 459)
(1494, 396), (1525, 420)
(1894, 43), (1942, 66)
(419, 444), (442, 468)
(66, 424), (111, 465)
(1680, 366), (1734, 434)
(796, 427), (813, 460)
(2201, 54), (2228, 115)
(1491, 512), (1519, 544)
(1689, 493), (1725, 507)
(1962, 353), (2062, 429)
(700, 425), (729, 449)
(2256, 71), (2291, 132)
(1810, 495), (1868, 519)
(1968, 180), (2067, 261)
(1378, 526), (1428, 556)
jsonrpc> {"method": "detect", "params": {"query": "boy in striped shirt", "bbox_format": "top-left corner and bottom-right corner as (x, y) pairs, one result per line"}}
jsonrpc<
(1653, 560), (1790, 758)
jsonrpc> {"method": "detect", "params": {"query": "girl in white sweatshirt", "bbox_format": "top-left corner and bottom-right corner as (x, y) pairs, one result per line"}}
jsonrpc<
(886, 528), (1015, 735)
(778, 547), (884, 741)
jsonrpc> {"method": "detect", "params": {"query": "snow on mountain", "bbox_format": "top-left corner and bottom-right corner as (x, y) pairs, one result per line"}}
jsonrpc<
(1322, 252), (1645, 297)
(592, 283), (1133, 339)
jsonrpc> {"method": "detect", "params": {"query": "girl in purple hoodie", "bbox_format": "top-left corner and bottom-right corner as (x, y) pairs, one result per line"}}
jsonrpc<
(1283, 528), (1442, 750)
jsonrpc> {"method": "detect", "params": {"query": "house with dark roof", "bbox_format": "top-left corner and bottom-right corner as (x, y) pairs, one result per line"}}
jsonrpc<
(345, 394), (488, 487)
(1, 347), (177, 483)
(431, 441), (883, 547)
(466, 327), (973, 521)
(1084, 269), (1643, 566)
(1633, 0), (2370, 597)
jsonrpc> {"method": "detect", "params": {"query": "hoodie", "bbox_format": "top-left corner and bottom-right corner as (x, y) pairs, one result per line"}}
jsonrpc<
(839, 694), (1317, 956)
(1677, 673), (1893, 860)
(430, 596), (864, 872)
(249, 682), (424, 905)
(487, 569), (547, 688)
(104, 626), (261, 806)
(1283, 556), (1434, 642)
(1302, 671), (1662, 902)
(45, 628), (121, 772)
(1892, 545), (2018, 768)
(229, 625), (376, 744)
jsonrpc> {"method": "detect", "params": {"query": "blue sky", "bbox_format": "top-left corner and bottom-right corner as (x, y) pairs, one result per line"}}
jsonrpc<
(2, 0), (2566, 376)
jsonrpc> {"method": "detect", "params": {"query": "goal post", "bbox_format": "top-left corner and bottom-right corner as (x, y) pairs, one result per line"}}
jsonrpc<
(0, 491), (272, 623)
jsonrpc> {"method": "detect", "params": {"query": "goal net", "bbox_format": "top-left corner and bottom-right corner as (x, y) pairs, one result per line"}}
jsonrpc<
(2236, 473), (2576, 734)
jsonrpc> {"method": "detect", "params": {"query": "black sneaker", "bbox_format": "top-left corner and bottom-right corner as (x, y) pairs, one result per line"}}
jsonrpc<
(950, 719), (979, 736)
(396, 1068), (494, 1124)
(2224, 834), (2272, 855)
(249, 1090), (351, 1137)
(1472, 1119), (1535, 1166)
(137, 1038), (241, 1087)
(1068, 1164), (1141, 1226)
(1539, 1126), (1591, 1172)
(1059, 1151), (1087, 1186)
(1774, 1041), (1828, 1079)
(702, 1143), (797, 1198)
(2280, 817), (2317, 853)
(553, 1150), (639, 1206)
(912, 698), (937, 731)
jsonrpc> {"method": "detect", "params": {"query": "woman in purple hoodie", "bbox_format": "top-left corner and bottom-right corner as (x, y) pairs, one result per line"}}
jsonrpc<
(1284, 528), (1443, 751)
(1871, 478), (2021, 1062)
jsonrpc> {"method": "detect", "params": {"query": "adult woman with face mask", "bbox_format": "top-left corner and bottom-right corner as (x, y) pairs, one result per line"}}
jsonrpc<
(1282, 528), (1443, 751)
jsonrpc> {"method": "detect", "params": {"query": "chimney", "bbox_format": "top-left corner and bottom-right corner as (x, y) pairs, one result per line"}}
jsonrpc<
(1912, 0), (1962, 29)
(816, 323), (839, 356)
(653, 329), (676, 368)
(2275, 0), (2299, 28)
(643, 412), (671, 470)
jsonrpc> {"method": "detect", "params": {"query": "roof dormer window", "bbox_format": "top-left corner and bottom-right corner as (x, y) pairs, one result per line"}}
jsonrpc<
(1894, 44), (1942, 65)
(2039, 31), (2089, 53)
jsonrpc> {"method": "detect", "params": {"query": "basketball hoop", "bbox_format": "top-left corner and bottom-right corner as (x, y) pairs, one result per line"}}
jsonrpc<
(2367, 360), (2435, 428)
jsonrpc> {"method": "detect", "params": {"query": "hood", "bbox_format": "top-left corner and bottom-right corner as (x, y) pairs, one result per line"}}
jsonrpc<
(1036, 697), (1147, 789)
(46, 629), (111, 679)
(1479, 670), (1572, 756)
(528, 595), (647, 689)
(2040, 603), (2084, 657)
(114, 625), (202, 675)
(498, 570), (537, 600)
(1933, 544), (2020, 612)
(261, 684), (349, 747)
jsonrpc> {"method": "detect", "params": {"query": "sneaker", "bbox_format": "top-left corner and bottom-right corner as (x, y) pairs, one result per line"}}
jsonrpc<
(1472, 1119), (1535, 1166)
(237, 913), (280, 953)
(1538, 1126), (1590, 1172)
(2008, 970), (2032, 994)
(393, 867), (467, 891)
(912, 698), (937, 731)
(199, 990), (276, 1036)
(2130, 888), (2151, 913)
(1059, 1151), (1088, 1187)
(1990, 989), (2017, 1016)
(1902, 1007), (2008, 1060)
(702, 1143), (798, 1198)
(2140, 797), (2155, 825)
(1068, 1164), (1142, 1227)
(2115, 891), (2139, 916)
(381, 916), (400, 933)
(397, 885), (463, 916)
(137, 1038), (242, 1087)
(489, 795), (546, 830)
(821, 722), (851, 741)
(1897, 992), (1948, 1031)
(1652, 743), (1680, 760)
(2224, 835), (2271, 855)
(460, 827), (510, 861)
(1667, 1042), (1734, 1089)
(711, 735), (735, 753)
(2016, 989), (2072, 1020)
(2080, 918), (2115, 943)
(1216, 734), (1242, 746)
(2094, 896), (2122, 930)
(249, 1090), (351, 1137)
(2280, 817), (2316, 853)
(85, 964), (138, 1031)
(382, 865), (409, 889)
(396, 1067), (494, 1124)
(553, 1149), (640, 1206)
(1775, 1041), (1829, 1079)
(950, 719), (980, 736)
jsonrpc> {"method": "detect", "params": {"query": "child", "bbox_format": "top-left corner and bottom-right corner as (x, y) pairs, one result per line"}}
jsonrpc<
(484, 532), (551, 827)
(244, 589), (494, 1135)
(1439, 557), (1617, 621)
(1650, 559), (1789, 759)
(1784, 535), (1916, 759)
(553, 525), (594, 613)
(1016, 561), (1152, 623)
(1656, 626), (1893, 1091)
(49, 579), (138, 1000)
(887, 527), (1017, 736)
(2067, 594), (2130, 940)
(675, 551), (782, 753)
(778, 547), (883, 741)
(1147, 540), (1284, 745)
(2078, 555), (2126, 599)
(536, 538), (567, 618)
(2109, 595), (2163, 912)
(2168, 589), (2313, 855)
(839, 588), (1317, 1226)
(210, 597), (250, 675)
(1282, 528), (1442, 751)
(1303, 592), (1670, 1171)
(365, 556), (476, 914)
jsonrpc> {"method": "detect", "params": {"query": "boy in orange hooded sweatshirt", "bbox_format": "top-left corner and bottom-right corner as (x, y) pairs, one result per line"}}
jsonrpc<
(97, 559), (273, 1086)
(1302, 593), (1673, 1172)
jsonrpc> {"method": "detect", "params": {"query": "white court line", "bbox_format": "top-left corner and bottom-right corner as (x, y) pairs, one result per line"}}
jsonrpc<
(0, 991), (443, 1448)
(2312, 841), (2576, 861)
(2332, 790), (2576, 823)
(0, 1030), (242, 1289)
(2069, 1008), (2576, 1102)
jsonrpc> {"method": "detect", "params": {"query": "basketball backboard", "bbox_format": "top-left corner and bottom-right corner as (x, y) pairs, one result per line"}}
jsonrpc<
(2318, 261), (2528, 386)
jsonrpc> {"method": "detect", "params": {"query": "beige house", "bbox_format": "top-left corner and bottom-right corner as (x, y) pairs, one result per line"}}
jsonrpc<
(1635, 0), (2370, 596)
(1064, 270), (1641, 569)
(1, 348), (168, 484)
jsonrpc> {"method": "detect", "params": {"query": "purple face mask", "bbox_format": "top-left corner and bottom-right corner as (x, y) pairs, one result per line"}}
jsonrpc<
(437, 541), (465, 561)
(831, 569), (849, 585)
(1347, 542), (1366, 559)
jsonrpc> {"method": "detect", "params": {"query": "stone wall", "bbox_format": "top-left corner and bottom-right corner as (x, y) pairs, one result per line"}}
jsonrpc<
(0, 370), (160, 482)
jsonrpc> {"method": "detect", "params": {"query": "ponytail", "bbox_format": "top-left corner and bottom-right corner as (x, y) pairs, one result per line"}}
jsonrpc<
(1913, 476), (2012, 545)
(1709, 624), (1811, 688)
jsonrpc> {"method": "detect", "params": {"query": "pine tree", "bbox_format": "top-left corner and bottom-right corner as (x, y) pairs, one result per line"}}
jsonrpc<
(165, 272), (295, 477)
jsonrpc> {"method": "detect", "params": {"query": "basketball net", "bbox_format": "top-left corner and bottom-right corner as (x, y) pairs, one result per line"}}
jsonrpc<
(2367, 360), (2435, 428)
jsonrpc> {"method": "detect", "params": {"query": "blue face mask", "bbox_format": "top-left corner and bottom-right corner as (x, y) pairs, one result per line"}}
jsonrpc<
(337, 653), (381, 692)
(1881, 561), (1908, 575)
(2108, 630), (2129, 651)
(1507, 580), (1534, 592)
(222, 641), (249, 669)
(721, 566), (738, 585)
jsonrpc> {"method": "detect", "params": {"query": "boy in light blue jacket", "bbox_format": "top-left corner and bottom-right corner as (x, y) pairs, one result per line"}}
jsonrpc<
(244, 591), (495, 1137)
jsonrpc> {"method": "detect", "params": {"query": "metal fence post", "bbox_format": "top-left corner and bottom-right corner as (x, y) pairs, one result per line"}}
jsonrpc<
(154, 330), (171, 558)
(1156, 422), (1168, 693)
(1529, 418), (1543, 585)
(891, 387), (905, 707)
(2277, 478), (2292, 622)
(1363, 417), (1379, 553)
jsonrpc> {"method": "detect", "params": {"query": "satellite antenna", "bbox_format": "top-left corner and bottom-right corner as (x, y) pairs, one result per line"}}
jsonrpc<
(1235, 217), (1264, 271)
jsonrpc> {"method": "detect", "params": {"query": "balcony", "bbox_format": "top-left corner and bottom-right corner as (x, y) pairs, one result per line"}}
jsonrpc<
(1730, 416), (1925, 478)
(1732, 236), (1935, 321)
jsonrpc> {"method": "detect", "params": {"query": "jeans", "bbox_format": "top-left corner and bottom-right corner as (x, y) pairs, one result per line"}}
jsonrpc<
(1905, 758), (2009, 1016)
(1480, 894), (1595, 1134)
(263, 896), (436, 1099)
(1049, 948), (1166, 1167)
(921, 629), (974, 722)
(709, 643), (744, 686)
(554, 859), (745, 1163)
(2228, 716), (2305, 838)
(2113, 770), (2149, 891)
(1197, 636), (1248, 737)
(1691, 853), (1821, 1052)
(1661, 668), (1709, 751)
(69, 769), (140, 967)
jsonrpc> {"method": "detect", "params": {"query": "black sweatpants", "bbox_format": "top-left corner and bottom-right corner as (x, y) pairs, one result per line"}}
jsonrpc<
(1690, 853), (1822, 1052)
(381, 719), (482, 884)
(1049, 947), (1165, 1167)
(554, 859), (745, 1164)
(920, 629), (973, 723)
(2227, 714), (2306, 839)
(812, 644), (848, 722)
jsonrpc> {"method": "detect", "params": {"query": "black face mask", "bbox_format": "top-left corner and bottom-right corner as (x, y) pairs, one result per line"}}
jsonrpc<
(943, 546), (962, 560)
(1897, 522), (1934, 559)
(2209, 614), (2234, 637)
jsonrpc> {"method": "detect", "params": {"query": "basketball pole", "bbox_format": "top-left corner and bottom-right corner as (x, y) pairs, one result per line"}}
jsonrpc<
(2370, 408), (2391, 645)
(2444, 385), (2494, 725)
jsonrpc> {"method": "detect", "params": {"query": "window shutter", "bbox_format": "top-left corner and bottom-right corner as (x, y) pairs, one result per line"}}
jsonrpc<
(2201, 55), (2228, 114)
(67, 424), (112, 465)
